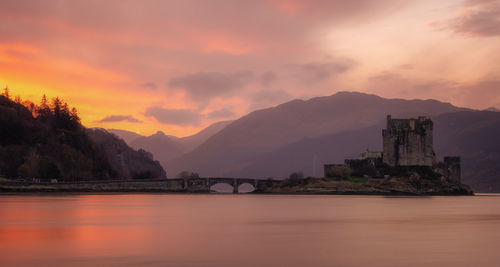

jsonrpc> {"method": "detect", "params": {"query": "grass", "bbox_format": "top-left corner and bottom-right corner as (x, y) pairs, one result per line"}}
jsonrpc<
(345, 177), (369, 183)
(0, 177), (12, 183)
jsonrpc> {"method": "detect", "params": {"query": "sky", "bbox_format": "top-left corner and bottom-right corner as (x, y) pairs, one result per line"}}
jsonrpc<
(1, 0), (499, 137)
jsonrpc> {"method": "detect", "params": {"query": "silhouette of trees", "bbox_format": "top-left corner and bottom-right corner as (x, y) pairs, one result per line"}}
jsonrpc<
(0, 88), (165, 181)
(0, 89), (89, 180)
(2, 86), (10, 99)
(282, 171), (305, 187)
(178, 171), (200, 179)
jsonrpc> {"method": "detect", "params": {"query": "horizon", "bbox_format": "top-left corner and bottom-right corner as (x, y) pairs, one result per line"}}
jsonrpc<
(1, 0), (499, 137)
(107, 90), (477, 138)
(6, 89), (481, 138)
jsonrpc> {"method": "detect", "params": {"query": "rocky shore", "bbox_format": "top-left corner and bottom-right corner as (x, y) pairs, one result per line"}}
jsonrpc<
(253, 177), (474, 196)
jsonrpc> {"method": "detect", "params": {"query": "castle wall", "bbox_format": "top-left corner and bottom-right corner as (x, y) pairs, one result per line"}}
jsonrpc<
(444, 157), (461, 184)
(382, 115), (434, 166)
(324, 115), (461, 183)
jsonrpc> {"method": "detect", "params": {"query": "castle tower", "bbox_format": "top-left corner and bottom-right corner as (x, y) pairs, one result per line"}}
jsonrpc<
(382, 115), (435, 166)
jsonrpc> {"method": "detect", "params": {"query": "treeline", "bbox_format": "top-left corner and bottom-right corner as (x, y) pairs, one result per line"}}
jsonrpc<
(0, 87), (165, 181)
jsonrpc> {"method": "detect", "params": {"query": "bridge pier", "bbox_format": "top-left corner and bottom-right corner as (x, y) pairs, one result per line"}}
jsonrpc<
(233, 179), (238, 194)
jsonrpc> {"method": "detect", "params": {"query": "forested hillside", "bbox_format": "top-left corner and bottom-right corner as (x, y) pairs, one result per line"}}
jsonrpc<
(0, 89), (165, 181)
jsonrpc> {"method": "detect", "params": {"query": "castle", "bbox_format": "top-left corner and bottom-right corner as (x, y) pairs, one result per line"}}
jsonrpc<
(382, 115), (434, 166)
(324, 115), (461, 184)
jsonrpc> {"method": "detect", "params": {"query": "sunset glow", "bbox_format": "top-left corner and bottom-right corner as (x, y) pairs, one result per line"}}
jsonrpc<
(1, 0), (499, 136)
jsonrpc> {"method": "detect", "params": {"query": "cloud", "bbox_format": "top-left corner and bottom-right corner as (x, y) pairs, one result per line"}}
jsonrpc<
(140, 82), (157, 89)
(96, 115), (142, 123)
(367, 72), (455, 96)
(446, 0), (500, 37)
(465, 0), (498, 6)
(144, 106), (202, 126)
(288, 59), (354, 84)
(455, 79), (500, 108)
(168, 71), (255, 102)
(250, 89), (293, 110)
(2, 0), (499, 135)
(260, 71), (277, 87)
(206, 107), (236, 119)
(365, 71), (500, 110)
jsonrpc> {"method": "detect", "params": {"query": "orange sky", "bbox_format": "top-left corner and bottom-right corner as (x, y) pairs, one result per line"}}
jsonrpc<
(1, 0), (499, 136)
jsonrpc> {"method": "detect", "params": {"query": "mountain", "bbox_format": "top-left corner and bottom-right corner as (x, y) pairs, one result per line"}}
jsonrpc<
(483, 107), (499, 112)
(433, 111), (500, 192)
(167, 91), (467, 177)
(107, 129), (143, 144)
(108, 120), (233, 175)
(179, 120), (233, 152)
(222, 124), (383, 179)
(130, 131), (185, 163)
(88, 129), (166, 179)
(0, 94), (165, 181)
(219, 110), (500, 192)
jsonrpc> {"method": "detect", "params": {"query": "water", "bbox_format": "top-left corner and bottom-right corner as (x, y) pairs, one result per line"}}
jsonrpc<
(0, 194), (499, 266)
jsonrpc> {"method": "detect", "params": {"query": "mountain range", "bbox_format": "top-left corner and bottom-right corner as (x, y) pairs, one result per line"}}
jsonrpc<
(108, 120), (232, 164)
(110, 91), (500, 192)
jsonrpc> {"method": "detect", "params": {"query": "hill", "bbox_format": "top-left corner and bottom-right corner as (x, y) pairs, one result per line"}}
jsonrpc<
(106, 128), (143, 144)
(0, 93), (165, 181)
(167, 91), (467, 177)
(130, 131), (185, 163)
(433, 111), (500, 192)
(108, 120), (233, 175)
(218, 111), (500, 192)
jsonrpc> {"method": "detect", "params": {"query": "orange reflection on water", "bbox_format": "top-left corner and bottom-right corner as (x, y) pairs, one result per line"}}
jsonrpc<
(1, 194), (500, 266)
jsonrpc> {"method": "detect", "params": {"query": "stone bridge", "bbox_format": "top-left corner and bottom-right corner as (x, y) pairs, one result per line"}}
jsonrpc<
(166, 177), (279, 193)
(0, 177), (282, 193)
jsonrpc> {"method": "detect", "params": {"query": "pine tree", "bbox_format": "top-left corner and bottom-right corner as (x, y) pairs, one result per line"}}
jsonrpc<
(2, 86), (10, 99)
(23, 100), (37, 117)
(70, 107), (80, 123)
(52, 97), (62, 117)
(37, 94), (51, 119)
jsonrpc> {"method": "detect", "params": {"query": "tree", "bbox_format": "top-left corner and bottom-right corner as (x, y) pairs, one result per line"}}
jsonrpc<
(23, 100), (37, 116)
(38, 160), (61, 181)
(288, 171), (304, 180)
(52, 97), (62, 117)
(2, 86), (10, 99)
(325, 165), (351, 180)
(40, 94), (48, 109)
(284, 171), (305, 187)
(37, 94), (51, 118)
(178, 171), (200, 179)
(70, 107), (80, 122)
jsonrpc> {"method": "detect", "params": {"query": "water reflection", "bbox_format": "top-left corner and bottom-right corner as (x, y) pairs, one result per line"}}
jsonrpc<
(0, 194), (499, 266)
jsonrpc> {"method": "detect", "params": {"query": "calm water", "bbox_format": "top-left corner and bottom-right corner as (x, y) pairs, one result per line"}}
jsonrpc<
(1, 194), (499, 266)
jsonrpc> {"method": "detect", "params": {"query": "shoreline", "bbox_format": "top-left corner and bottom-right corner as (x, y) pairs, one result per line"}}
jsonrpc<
(0, 177), (475, 196)
(0, 187), (474, 196)
(0, 191), (475, 196)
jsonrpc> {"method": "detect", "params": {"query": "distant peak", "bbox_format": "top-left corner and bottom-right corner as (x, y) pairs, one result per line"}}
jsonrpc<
(154, 130), (166, 136)
(332, 91), (379, 98)
(484, 107), (500, 112)
(334, 91), (359, 95)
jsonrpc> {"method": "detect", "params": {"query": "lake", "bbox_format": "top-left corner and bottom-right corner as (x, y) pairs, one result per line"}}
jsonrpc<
(0, 194), (499, 266)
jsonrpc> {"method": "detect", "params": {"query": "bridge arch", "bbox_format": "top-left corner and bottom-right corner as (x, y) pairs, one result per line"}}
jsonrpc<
(209, 182), (235, 193)
(237, 182), (256, 193)
(175, 177), (262, 193)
